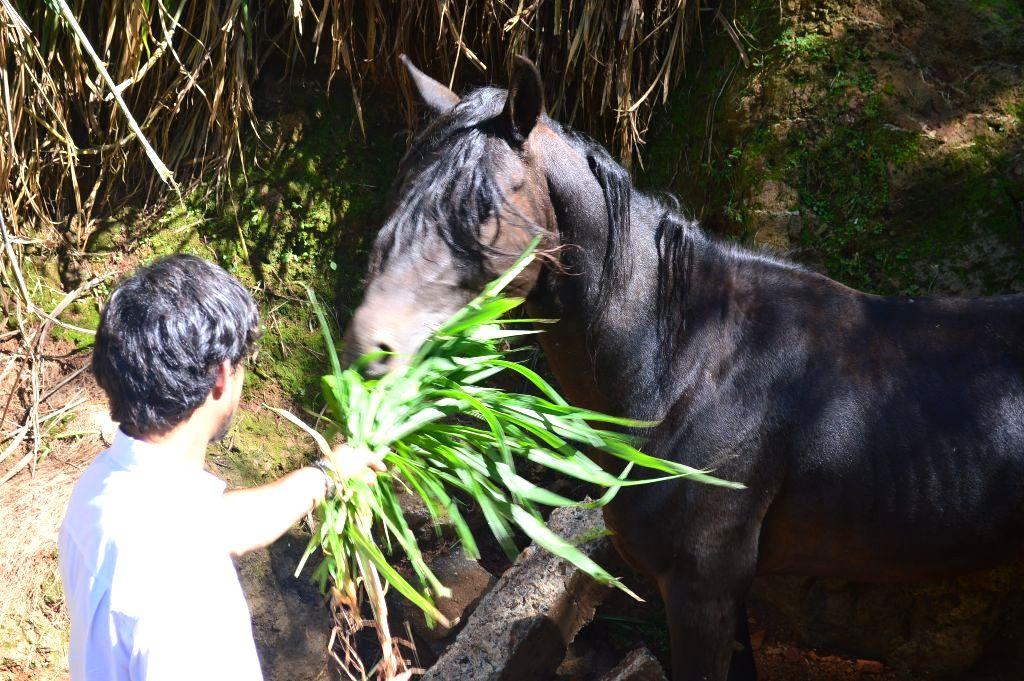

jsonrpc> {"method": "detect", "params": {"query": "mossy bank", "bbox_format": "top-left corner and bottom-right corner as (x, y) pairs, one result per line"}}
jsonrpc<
(19, 82), (405, 489)
(641, 0), (1023, 297)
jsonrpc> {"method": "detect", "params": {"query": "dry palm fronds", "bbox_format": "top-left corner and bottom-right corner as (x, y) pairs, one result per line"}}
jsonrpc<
(1, 0), (700, 250)
(337, 0), (701, 167)
(1, 0), (266, 249)
(0, 2), (701, 483)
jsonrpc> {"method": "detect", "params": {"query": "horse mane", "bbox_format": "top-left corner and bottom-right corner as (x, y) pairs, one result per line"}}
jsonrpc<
(654, 210), (699, 353)
(370, 86), (519, 276)
(548, 119), (804, 354)
(374, 86), (800, 353)
(548, 120), (703, 349)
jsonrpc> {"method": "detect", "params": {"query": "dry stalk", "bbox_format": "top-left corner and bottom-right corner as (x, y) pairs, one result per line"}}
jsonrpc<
(2, 1), (704, 253)
(0, 207), (111, 486)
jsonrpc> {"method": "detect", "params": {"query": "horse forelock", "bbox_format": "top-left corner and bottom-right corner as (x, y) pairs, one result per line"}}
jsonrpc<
(370, 87), (518, 276)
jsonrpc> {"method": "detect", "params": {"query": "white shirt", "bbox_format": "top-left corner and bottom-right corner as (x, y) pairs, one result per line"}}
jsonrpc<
(58, 430), (263, 680)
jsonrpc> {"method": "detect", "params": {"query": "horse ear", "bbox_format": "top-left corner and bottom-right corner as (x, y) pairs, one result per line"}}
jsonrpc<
(502, 55), (545, 144)
(400, 54), (460, 115)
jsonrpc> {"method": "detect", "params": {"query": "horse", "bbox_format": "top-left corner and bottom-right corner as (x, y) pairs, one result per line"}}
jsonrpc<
(342, 55), (1024, 680)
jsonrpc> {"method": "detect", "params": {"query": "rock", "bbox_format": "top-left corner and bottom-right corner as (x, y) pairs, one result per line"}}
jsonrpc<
(395, 485), (455, 544)
(598, 647), (668, 681)
(749, 180), (803, 251)
(554, 644), (592, 678)
(751, 180), (799, 214)
(423, 548), (495, 639)
(751, 210), (802, 251)
(855, 659), (885, 674)
(390, 546), (495, 655)
(422, 505), (617, 681)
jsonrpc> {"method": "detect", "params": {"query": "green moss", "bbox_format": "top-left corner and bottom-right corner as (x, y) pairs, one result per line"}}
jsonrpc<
(217, 408), (314, 485)
(195, 93), (402, 290)
(84, 219), (129, 254)
(1010, 99), (1024, 126)
(638, 0), (788, 229)
(114, 87), (403, 416)
(972, 0), (1024, 25)
(50, 299), (101, 350)
(790, 87), (924, 291)
(13, 253), (98, 349)
(777, 27), (831, 62)
(641, 0), (1024, 296)
(250, 297), (329, 402)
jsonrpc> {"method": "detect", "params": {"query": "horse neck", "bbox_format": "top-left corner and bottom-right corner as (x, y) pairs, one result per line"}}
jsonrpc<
(534, 191), (736, 419)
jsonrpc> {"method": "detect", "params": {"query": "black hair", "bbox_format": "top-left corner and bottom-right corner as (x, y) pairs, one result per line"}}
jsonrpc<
(92, 254), (262, 437)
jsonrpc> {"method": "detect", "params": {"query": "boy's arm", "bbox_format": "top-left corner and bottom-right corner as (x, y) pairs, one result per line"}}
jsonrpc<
(221, 444), (383, 557)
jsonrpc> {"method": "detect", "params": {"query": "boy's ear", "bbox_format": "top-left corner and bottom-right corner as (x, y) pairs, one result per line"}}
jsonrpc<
(211, 359), (232, 399)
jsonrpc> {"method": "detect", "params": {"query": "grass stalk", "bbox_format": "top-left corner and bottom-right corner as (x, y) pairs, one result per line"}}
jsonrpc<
(52, 0), (176, 191)
(278, 242), (740, 674)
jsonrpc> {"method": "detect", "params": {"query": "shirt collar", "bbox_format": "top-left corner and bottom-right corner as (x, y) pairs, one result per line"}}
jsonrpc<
(106, 428), (227, 496)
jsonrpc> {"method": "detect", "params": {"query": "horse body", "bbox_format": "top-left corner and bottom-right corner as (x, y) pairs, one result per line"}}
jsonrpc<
(345, 57), (1024, 680)
(533, 169), (1024, 675)
(758, 291), (1024, 580)
(591, 252), (1024, 573)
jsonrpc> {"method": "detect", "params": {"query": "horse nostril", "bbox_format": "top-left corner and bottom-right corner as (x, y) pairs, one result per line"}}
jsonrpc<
(357, 342), (396, 379)
(363, 356), (391, 379)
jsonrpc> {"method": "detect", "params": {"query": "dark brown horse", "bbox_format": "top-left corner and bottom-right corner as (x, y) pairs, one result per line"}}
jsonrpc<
(343, 56), (1024, 680)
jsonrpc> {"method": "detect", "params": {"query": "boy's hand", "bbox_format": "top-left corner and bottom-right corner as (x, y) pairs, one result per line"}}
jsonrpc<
(223, 446), (385, 556)
(334, 443), (386, 478)
(314, 444), (386, 497)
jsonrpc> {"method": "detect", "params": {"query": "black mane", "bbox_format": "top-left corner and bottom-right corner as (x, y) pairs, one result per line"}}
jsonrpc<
(370, 87), (532, 277)
(547, 117), (709, 350)
(373, 86), (793, 350)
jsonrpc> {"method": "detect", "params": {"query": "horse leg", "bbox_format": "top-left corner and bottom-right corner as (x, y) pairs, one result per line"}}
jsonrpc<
(657, 518), (760, 681)
(659, 574), (752, 681)
(728, 602), (757, 681)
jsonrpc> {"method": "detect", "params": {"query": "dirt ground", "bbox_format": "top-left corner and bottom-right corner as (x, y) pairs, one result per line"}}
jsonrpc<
(0, 352), (102, 680)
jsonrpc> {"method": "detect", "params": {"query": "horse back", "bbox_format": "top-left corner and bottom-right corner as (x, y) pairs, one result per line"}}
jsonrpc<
(757, 288), (1024, 578)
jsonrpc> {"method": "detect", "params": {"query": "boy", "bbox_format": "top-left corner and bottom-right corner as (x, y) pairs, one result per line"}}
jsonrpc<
(59, 255), (380, 679)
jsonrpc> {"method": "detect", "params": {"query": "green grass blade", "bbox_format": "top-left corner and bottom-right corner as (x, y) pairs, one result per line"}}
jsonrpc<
(510, 505), (641, 601)
(305, 286), (341, 379)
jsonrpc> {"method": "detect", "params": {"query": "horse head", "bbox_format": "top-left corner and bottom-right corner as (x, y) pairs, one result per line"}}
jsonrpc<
(344, 56), (629, 379)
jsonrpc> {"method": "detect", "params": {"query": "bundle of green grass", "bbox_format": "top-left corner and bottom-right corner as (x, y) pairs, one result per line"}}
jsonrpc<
(277, 243), (736, 674)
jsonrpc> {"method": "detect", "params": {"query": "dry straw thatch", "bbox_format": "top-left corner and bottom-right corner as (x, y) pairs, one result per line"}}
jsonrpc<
(1, 0), (700, 246)
(0, 1), (700, 485)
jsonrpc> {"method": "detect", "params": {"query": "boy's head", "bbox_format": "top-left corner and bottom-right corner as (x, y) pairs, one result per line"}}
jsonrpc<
(92, 255), (262, 440)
